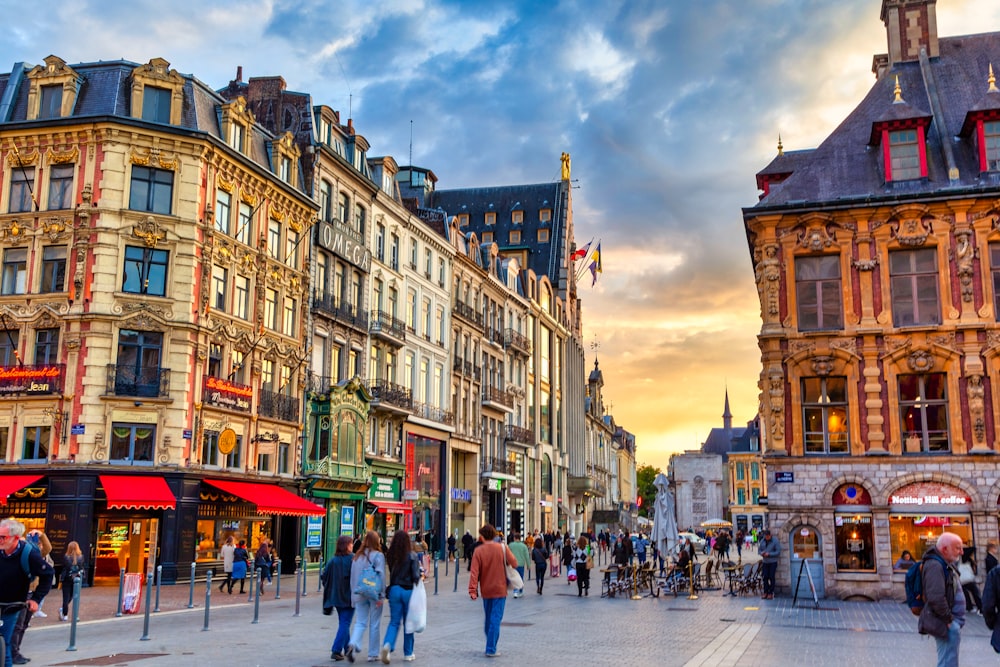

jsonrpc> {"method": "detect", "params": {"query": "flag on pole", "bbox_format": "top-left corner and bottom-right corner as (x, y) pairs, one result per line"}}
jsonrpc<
(588, 243), (602, 286)
(571, 239), (592, 261)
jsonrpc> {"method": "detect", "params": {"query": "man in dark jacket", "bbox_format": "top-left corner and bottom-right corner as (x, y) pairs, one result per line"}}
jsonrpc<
(462, 531), (475, 571)
(983, 558), (1000, 653)
(919, 532), (966, 667)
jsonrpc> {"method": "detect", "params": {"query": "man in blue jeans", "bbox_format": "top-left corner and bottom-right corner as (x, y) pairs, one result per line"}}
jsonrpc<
(919, 532), (966, 667)
(469, 524), (517, 657)
(0, 519), (52, 667)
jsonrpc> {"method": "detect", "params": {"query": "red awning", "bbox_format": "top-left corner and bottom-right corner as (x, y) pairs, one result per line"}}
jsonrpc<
(100, 475), (177, 510)
(0, 474), (43, 505)
(205, 479), (324, 517)
(367, 500), (412, 514)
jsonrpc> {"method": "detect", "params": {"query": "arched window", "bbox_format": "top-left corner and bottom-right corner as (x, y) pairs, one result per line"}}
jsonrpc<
(541, 454), (553, 494)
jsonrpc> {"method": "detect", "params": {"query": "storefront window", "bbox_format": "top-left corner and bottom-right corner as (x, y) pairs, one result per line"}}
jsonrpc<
(792, 526), (819, 558)
(888, 482), (973, 565)
(834, 514), (875, 571)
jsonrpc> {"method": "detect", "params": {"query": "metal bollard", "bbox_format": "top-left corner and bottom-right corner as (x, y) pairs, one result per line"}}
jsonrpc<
(252, 568), (262, 624)
(275, 559), (282, 599)
(445, 554), (449, 577)
(202, 571), (212, 631)
(140, 568), (153, 641)
(301, 553), (308, 597)
(317, 556), (323, 592)
(247, 564), (255, 603)
(115, 568), (125, 617)
(433, 558), (438, 596)
(293, 565), (302, 617)
(188, 562), (197, 608)
(154, 564), (162, 612)
(453, 558), (459, 592)
(66, 575), (81, 651)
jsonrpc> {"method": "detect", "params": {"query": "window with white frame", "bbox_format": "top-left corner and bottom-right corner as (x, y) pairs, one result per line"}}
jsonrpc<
(234, 275), (250, 320)
(215, 190), (231, 234)
(796, 255), (843, 331)
(2, 249), (27, 295)
(212, 265), (228, 311)
(889, 248), (940, 326)
(47, 164), (74, 210)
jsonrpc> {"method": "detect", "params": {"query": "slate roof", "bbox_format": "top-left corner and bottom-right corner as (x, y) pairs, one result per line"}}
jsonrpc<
(748, 32), (1000, 211)
(426, 181), (569, 286)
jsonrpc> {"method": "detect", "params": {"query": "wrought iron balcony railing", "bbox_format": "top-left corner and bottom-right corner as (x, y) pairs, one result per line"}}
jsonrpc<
(106, 363), (169, 398)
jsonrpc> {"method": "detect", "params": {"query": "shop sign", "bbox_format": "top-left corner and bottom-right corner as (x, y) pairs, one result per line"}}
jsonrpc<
(402, 489), (419, 500)
(451, 488), (472, 502)
(306, 515), (323, 548)
(218, 428), (238, 455)
(485, 478), (503, 492)
(0, 364), (63, 395)
(508, 485), (523, 497)
(317, 220), (372, 271)
(775, 472), (794, 483)
(371, 476), (400, 501)
(203, 376), (252, 412)
(340, 505), (355, 536)
(71, 424), (85, 435)
(890, 482), (970, 507)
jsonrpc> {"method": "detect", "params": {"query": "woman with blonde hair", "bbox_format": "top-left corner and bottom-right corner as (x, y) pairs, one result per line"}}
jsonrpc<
(346, 530), (386, 663)
(60, 541), (86, 621)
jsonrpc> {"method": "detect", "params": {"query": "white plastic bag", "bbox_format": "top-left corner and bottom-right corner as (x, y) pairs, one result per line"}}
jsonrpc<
(405, 579), (427, 634)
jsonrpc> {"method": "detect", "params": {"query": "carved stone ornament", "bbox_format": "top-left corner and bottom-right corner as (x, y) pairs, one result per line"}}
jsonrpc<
(0, 219), (28, 243)
(798, 224), (836, 251)
(811, 355), (835, 376)
(953, 230), (976, 303)
(41, 217), (70, 242)
(967, 374), (986, 443)
(133, 216), (165, 247)
(852, 256), (879, 271)
(47, 146), (79, 165)
(891, 218), (931, 246)
(907, 349), (934, 373)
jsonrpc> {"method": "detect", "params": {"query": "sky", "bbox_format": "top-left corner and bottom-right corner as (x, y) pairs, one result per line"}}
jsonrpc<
(3, 0), (997, 471)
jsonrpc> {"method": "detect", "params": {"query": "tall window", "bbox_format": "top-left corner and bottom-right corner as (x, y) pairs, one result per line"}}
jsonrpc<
(208, 343), (222, 378)
(9, 170), (34, 213)
(889, 129), (921, 181)
(0, 331), (18, 366)
(1, 249), (27, 295)
(267, 220), (281, 258)
(109, 423), (155, 463)
(285, 229), (299, 268)
(40, 247), (66, 293)
(338, 193), (349, 224)
(39, 85), (63, 119)
(890, 248), (940, 326)
(320, 180), (333, 221)
(987, 121), (1000, 171)
(234, 275), (250, 320)
(230, 349), (245, 384)
(115, 330), (163, 398)
(796, 255), (843, 330)
(34, 328), (59, 365)
(802, 376), (849, 454)
(128, 166), (173, 214)
(900, 373), (949, 453)
(736, 462), (745, 480)
(236, 202), (252, 245)
(282, 296), (296, 336)
(375, 223), (385, 262)
(212, 266), (228, 311)
(215, 190), (231, 234)
(47, 164), (74, 210)
(265, 289), (278, 330)
(354, 204), (366, 235)
(141, 86), (172, 124)
(409, 239), (418, 268)
(21, 426), (50, 461)
(122, 246), (169, 296)
(390, 235), (399, 270)
(231, 123), (246, 153)
(991, 242), (1000, 320)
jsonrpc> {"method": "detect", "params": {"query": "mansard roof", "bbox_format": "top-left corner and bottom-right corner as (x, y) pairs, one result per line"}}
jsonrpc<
(748, 32), (1000, 211)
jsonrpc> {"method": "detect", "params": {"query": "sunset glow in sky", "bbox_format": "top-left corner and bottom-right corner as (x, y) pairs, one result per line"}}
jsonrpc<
(4, 0), (997, 470)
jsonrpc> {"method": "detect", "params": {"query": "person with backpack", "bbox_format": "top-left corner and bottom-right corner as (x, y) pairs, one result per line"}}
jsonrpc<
(59, 541), (86, 622)
(0, 519), (53, 667)
(531, 537), (549, 595)
(346, 530), (386, 663)
(917, 532), (966, 667)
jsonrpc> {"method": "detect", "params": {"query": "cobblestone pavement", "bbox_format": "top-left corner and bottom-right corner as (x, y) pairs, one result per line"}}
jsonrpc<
(13, 557), (999, 666)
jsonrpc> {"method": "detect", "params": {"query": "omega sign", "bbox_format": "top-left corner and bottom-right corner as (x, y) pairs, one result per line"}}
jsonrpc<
(317, 221), (371, 271)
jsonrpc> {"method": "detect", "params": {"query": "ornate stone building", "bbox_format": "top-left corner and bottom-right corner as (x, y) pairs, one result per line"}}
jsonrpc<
(744, 0), (1000, 599)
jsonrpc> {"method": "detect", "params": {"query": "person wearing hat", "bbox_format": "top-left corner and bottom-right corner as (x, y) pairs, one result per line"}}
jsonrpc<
(758, 529), (781, 599)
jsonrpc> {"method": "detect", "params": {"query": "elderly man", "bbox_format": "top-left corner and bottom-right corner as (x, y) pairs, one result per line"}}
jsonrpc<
(919, 532), (966, 667)
(0, 519), (53, 667)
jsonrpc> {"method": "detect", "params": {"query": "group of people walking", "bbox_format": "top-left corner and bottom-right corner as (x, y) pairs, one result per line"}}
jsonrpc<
(217, 536), (275, 595)
(322, 530), (424, 664)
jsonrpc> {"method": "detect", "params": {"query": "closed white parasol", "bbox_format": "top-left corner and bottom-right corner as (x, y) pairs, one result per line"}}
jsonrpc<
(650, 472), (678, 557)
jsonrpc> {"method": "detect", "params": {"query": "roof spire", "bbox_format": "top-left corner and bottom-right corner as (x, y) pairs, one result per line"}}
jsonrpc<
(723, 387), (733, 431)
(990, 63), (999, 94)
(777, 134), (783, 156)
(892, 75), (905, 104)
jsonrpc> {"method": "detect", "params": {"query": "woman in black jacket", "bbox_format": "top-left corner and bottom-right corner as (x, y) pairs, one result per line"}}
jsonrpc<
(531, 537), (549, 595)
(382, 531), (422, 663)
(321, 535), (355, 661)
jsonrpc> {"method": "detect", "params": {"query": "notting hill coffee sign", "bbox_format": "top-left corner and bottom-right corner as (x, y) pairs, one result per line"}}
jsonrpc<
(889, 482), (970, 507)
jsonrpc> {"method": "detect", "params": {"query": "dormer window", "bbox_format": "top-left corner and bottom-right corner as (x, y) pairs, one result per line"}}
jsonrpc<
(458, 214), (469, 227)
(485, 212), (496, 226)
(270, 132), (300, 188)
(986, 121), (1000, 170)
(129, 58), (184, 126)
(888, 130), (921, 180)
(26, 55), (81, 121)
(232, 123), (246, 153)
(221, 97), (254, 156)
(512, 211), (523, 224)
(539, 209), (551, 223)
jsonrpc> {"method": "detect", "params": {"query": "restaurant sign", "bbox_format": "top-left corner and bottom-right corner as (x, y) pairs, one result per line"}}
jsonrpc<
(203, 376), (252, 412)
(0, 364), (64, 395)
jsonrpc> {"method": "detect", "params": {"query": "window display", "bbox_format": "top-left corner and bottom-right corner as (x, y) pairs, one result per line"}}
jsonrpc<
(834, 513), (875, 571)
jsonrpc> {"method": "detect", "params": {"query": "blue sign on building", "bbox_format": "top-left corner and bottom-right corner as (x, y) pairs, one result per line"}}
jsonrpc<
(775, 472), (794, 483)
(340, 506), (355, 536)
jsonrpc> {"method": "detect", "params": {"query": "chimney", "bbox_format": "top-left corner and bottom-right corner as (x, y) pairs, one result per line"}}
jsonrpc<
(236, 65), (243, 83)
(880, 0), (939, 68)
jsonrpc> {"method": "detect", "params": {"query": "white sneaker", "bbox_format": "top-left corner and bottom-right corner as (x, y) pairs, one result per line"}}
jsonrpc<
(34, 610), (47, 618)
(380, 643), (391, 664)
(403, 656), (415, 662)
(59, 612), (67, 621)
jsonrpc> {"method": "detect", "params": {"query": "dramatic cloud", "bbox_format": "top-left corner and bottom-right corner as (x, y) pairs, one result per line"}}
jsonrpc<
(3, 0), (998, 470)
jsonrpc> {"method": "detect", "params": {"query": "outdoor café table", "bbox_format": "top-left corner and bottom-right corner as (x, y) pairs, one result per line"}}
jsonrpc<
(600, 566), (619, 598)
(722, 564), (739, 597)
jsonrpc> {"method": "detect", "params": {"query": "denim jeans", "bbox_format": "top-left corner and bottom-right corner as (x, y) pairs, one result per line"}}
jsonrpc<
(482, 596), (506, 655)
(349, 598), (383, 658)
(384, 585), (414, 657)
(1, 608), (19, 667)
(761, 561), (778, 596)
(515, 566), (525, 595)
(331, 606), (354, 654)
(934, 620), (961, 667)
